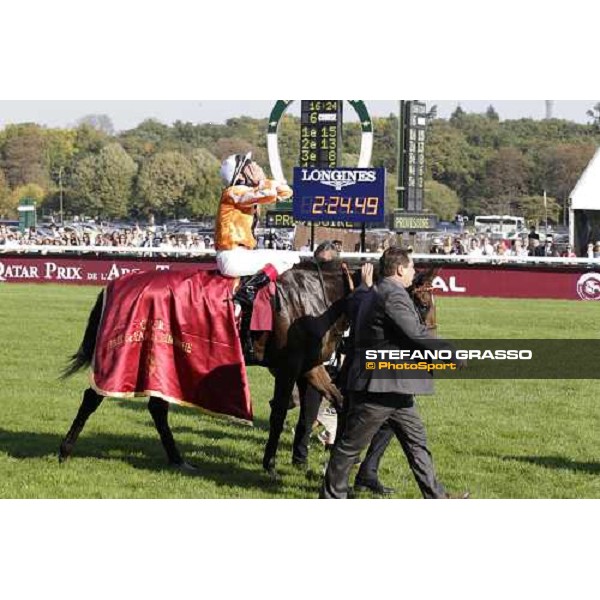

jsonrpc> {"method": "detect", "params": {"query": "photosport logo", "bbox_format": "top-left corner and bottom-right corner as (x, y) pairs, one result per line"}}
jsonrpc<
(576, 273), (600, 300)
(358, 340), (600, 379)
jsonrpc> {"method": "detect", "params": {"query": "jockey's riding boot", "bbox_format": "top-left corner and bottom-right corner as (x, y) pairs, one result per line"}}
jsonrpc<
(233, 264), (278, 365)
(233, 269), (272, 311)
(239, 310), (260, 365)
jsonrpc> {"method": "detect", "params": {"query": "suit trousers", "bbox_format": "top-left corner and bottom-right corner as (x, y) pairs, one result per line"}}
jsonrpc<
(334, 392), (393, 483)
(320, 393), (446, 499)
(355, 420), (394, 484)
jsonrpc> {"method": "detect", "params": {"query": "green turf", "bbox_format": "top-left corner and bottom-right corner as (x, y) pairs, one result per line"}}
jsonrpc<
(1, 284), (599, 498)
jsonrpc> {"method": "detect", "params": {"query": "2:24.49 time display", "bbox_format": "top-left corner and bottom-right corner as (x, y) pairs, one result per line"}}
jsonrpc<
(312, 196), (380, 216)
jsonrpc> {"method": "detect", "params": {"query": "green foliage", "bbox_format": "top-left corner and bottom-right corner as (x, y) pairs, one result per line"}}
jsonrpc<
(586, 102), (600, 130)
(77, 114), (115, 135)
(486, 105), (500, 121)
(481, 147), (532, 205)
(516, 194), (561, 225)
(424, 179), (461, 220)
(0, 123), (50, 189)
(11, 182), (45, 204)
(0, 169), (16, 217)
(71, 143), (137, 218)
(136, 151), (195, 218)
(185, 148), (222, 216)
(426, 120), (486, 200)
(2, 106), (600, 223)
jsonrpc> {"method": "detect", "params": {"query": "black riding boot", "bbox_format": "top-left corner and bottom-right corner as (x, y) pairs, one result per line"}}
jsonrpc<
(234, 270), (272, 309)
(234, 269), (273, 365)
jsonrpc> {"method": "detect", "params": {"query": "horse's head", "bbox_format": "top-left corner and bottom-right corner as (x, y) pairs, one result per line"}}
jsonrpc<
(407, 267), (439, 331)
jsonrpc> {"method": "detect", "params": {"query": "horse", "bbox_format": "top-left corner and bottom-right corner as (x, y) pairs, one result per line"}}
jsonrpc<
(58, 260), (351, 473)
(58, 260), (438, 478)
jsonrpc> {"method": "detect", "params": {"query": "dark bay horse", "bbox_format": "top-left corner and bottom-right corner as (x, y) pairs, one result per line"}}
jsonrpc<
(58, 260), (352, 472)
(59, 260), (437, 477)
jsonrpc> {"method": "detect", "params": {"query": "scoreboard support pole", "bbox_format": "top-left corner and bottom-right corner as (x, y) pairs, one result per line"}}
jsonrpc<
(311, 222), (315, 251)
(360, 223), (366, 253)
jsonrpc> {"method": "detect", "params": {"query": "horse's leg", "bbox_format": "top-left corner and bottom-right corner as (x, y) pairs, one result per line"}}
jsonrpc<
(148, 396), (197, 473)
(304, 364), (343, 410)
(263, 358), (302, 476)
(59, 387), (104, 462)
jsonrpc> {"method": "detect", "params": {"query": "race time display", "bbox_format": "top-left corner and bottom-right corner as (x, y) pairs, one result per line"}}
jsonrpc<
(292, 167), (385, 223)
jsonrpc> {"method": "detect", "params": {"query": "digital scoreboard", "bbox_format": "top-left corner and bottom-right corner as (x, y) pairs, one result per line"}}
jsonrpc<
(300, 100), (342, 168)
(400, 100), (427, 212)
(293, 167), (386, 223)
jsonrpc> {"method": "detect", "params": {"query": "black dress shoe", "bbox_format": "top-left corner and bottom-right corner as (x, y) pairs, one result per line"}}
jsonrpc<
(354, 478), (395, 495)
(292, 458), (308, 470)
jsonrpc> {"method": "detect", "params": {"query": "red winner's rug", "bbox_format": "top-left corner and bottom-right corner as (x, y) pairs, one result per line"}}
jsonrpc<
(91, 268), (252, 423)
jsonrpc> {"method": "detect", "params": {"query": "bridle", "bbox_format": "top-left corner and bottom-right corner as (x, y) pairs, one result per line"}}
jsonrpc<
(411, 283), (437, 332)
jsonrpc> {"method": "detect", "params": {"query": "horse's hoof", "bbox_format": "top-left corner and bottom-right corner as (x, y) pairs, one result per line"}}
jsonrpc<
(58, 444), (71, 463)
(170, 461), (199, 474)
(266, 467), (281, 482)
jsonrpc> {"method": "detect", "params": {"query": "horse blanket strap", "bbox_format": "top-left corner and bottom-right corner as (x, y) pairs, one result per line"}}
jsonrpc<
(250, 282), (276, 331)
(91, 268), (253, 422)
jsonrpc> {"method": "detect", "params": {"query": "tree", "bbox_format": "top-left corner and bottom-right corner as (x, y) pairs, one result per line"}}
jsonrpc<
(118, 119), (173, 163)
(0, 124), (49, 189)
(136, 151), (195, 218)
(424, 180), (461, 220)
(96, 144), (138, 217)
(516, 194), (561, 225)
(185, 148), (222, 216)
(536, 143), (596, 224)
(77, 114), (115, 135)
(449, 104), (466, 125)
(11, 183), (45, 205)
(0, 169), (16, 218)
(73, 123), (110, 155)
(586, 102), (600, 129)
(481, 147), (532, 212)
(212, 137), (255, 161)
(71, 143), (137, 218)
(425, 120), (485, 200)
(486, 105), (500, 121)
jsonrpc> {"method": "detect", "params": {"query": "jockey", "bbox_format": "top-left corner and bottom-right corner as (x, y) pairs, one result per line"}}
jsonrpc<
(216, 152), (300, 359)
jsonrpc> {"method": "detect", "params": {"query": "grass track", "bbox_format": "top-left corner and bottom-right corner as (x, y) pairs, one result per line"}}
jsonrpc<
(1, 284), (599, 498)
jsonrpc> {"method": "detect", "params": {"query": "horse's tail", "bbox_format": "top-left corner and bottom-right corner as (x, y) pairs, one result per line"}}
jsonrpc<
(61, 290), (104, 379)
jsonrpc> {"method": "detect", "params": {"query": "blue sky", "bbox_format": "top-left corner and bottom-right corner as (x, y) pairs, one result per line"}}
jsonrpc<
(0, 100), (596, 132)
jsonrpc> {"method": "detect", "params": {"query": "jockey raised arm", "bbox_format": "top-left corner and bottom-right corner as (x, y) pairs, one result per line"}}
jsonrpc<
(215, 152), (301, 361)
(216, 152), (300, 283)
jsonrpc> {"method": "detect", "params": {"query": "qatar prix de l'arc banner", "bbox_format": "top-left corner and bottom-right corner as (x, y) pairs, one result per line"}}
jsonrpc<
(292, 167), (386, 224)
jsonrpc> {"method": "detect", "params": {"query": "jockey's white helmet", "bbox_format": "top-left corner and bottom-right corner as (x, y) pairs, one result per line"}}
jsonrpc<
(220, 152), (252, 186)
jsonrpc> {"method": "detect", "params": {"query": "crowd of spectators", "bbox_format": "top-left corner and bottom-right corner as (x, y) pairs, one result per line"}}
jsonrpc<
(422, 229), (585, 260)
(0, 222), (215, 254)
(2, 221), (599, 261)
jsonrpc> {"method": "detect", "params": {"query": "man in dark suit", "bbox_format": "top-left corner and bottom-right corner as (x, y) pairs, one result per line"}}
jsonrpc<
(334, 262), (395, 495)
(320, 246), (463, 499)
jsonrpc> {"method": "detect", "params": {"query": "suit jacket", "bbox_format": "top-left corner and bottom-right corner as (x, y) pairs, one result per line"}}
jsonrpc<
(347, 277), (454, 396)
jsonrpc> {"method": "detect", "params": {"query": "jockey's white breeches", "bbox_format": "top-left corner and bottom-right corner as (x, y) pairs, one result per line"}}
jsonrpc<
(216, 247), (301, 278)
